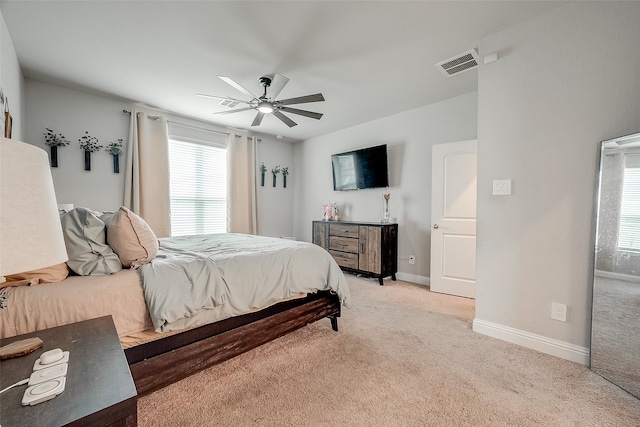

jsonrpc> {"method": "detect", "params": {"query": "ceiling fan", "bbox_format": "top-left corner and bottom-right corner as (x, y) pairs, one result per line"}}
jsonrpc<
(198, 74), (324, 128)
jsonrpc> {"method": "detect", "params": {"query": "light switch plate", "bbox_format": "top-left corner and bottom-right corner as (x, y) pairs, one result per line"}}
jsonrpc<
(551, 302), (567, 322)
(492, 179), (512, 196)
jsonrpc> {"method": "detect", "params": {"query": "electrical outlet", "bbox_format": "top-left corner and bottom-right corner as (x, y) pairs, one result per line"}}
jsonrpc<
(551, 302), (567, 322)
(409, 255), (415, 265)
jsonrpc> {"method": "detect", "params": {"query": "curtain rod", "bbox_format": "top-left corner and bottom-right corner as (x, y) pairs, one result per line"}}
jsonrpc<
(123, 110), (260, 140)
(167, 120), (260, 141)
(122, 110), (160, 121)
(167, 120), (230, 136)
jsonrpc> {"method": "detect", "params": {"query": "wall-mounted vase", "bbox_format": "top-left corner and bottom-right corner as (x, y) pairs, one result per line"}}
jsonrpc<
(50, 146), (58, 168)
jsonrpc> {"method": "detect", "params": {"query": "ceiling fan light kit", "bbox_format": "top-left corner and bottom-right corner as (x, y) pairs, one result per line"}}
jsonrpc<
(199, 74), (325, 128)
(257, 101), (273, 114)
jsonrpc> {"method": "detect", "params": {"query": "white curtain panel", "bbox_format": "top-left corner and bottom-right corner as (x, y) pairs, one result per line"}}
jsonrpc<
(227, 134), (258, 234)
(595, 149), (624, 273)
(124, 108), (171, 237)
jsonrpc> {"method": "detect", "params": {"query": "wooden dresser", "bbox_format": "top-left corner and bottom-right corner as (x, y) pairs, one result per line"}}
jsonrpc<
(312, 220), (397, 285)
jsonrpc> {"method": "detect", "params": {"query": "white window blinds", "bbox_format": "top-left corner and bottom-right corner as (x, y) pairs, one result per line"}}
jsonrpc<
(167, 123), (227, 236)
(619, 154), (640, 252)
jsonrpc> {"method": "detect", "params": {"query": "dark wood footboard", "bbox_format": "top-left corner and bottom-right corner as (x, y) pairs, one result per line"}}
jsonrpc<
(125, 291), (340, 396)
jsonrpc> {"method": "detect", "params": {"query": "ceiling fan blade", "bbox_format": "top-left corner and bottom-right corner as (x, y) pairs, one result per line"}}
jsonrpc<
(218, 76), (258, 99)
(251, 112), (265, 127)
(213, 107), (256, 115)
(197, 94), (250, 104)
(278, 93), (325, 105)
(268, 74), (289, 99)
(279, 107), (323, 120)
(272, 111), (298, 127)
(197, 93), (227, 100)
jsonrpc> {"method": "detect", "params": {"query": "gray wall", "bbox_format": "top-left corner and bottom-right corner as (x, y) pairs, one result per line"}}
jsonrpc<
(476, 1), (640, 352)
(293, 92), (478, 283)
(23, 79), (296, 237)
(25, 80), (130, 211)
(256, 135), (295, 238)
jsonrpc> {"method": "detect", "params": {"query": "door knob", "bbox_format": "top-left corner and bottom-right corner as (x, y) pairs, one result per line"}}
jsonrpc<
(433, 224), (439, 229)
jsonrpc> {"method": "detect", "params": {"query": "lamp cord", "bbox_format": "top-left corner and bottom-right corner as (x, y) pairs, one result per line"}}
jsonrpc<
(0, 378), (29, 394)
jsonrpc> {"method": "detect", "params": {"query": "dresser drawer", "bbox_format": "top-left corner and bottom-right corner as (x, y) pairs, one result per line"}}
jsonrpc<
(329, 250), (359, 269)
(329, 224), (359, 238)
(329, 236), (359, 253)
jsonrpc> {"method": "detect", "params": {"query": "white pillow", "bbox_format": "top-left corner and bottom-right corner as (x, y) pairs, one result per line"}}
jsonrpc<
(60, 208), (122, 276)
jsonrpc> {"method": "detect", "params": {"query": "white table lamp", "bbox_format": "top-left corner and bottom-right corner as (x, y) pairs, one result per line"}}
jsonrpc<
(1, 138), (68, 281)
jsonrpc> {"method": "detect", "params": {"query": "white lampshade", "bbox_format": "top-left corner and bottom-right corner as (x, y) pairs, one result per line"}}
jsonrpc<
(1, 138), (68, 278)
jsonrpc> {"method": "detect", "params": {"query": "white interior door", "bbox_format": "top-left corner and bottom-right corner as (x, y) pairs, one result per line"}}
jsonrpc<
(430, 140), (477, 298)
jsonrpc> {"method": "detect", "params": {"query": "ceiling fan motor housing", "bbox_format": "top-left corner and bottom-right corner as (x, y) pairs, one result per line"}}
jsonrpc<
(259, 76), (272, 88)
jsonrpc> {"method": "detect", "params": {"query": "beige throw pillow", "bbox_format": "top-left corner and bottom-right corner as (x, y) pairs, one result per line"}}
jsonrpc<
(101, 207), (158, 269)
(1, 263), (70, 288)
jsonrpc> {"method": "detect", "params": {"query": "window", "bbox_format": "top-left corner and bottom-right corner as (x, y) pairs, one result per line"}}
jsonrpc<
(332, 153), (356, 190)
(167, 123), (227, 236)
(618, 165), (640, 253)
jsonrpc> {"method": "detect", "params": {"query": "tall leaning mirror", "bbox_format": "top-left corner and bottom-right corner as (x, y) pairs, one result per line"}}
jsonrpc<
(591, 131), (640, 399)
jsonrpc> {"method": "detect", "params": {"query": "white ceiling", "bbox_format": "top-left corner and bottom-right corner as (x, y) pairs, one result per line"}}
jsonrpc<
(1, 1), (565, 142)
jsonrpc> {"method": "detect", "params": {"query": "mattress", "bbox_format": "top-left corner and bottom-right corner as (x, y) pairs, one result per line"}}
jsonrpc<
(0, 269), (151, 339)
(0, 269), (310, 348)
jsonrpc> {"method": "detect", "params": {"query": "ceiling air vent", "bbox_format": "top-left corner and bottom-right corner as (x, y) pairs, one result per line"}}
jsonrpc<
(436, 49), (479, 77)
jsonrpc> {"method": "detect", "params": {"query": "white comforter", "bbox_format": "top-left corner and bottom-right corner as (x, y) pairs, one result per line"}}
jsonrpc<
(139, 233), (350, 332)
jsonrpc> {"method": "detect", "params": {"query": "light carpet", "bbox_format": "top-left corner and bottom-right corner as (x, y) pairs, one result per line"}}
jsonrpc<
(138, 275), (640, 426)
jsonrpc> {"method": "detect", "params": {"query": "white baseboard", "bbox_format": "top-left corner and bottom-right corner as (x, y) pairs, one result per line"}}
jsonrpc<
(395, 272), (430, 286)
(472, 318), (590, 366)
(594, 270), (640, 283)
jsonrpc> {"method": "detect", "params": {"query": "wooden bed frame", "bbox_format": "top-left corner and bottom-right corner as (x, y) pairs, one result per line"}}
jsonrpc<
(124, 291), (341, 396)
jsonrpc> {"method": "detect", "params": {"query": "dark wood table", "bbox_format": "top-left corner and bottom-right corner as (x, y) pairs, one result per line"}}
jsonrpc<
(0, 316), (137, 426)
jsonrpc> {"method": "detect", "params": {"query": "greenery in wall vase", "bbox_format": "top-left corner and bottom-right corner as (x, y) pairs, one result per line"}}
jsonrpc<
(271, 165), (281, 187)
(78, 131), (103, 171)
(105, 139), (123, 174)
(282, 167), (289, 188)
(43, 127), (70, 168)
(260, 162), (267, 187)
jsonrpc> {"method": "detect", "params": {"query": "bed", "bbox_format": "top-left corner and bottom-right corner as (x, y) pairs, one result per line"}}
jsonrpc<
(0, 208), (350, 396)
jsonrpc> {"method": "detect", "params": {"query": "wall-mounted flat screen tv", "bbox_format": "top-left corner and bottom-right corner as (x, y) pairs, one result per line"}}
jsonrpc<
(331, 144), (389, 191)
